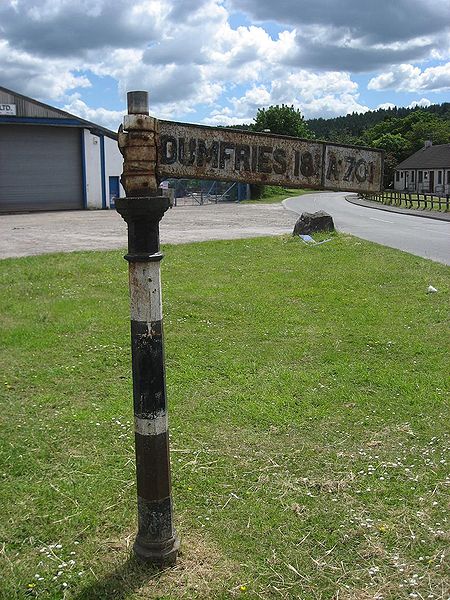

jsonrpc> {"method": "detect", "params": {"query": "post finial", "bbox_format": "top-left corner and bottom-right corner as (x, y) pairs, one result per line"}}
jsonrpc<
(127, 91), (149, 115)
(119, 91), (158, 195)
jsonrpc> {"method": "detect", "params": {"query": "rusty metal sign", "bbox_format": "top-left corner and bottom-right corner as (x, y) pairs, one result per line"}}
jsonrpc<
(157, 120), (383, 193)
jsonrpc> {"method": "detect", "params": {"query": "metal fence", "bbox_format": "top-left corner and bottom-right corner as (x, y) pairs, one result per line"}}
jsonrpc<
(168, 180), (251, 206)
(361, 190), (450, 212)
(173, 193), (229, 206)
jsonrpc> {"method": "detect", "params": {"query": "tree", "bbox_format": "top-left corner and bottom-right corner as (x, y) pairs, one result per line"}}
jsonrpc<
(249, 105), (312, 199)
(371, 133), (410, 156)
(363, 111), (450, 153)
(307, 102), (450, 140)
(362, 111), (450, 186)
(369, 133), (411, 186)
(404, 114), (450, 150)
(324, 128), (359, 145)
(252, 104), (312, 138)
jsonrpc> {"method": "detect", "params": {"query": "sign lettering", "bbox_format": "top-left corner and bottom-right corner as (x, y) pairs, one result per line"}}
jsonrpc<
(0, 104), (17, 116)
(157, 121), (383, 193)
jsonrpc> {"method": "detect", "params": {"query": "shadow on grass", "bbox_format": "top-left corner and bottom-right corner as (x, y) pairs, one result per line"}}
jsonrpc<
(72, 555), (167, 600)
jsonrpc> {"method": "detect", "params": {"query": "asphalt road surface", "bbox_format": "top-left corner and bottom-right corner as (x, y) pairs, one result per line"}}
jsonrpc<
(285, 192), (450, 266)
(1, 194), (449, 264)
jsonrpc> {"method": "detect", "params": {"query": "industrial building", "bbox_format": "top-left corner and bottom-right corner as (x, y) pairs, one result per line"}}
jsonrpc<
(0, 86), (123, 212)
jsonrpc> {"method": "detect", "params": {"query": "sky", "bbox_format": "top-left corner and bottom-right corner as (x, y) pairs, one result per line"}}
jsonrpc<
(1, 0), (449, 131)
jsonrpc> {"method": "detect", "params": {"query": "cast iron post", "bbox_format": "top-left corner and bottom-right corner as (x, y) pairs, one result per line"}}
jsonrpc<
(115, 91), (179, 566)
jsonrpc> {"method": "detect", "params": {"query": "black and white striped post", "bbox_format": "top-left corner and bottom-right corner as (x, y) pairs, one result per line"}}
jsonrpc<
(115, 91), (179, 566)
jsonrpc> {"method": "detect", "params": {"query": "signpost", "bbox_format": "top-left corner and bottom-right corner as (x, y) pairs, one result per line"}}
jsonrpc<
(158, 120), (383, 194)
(116, 92), (179, 567)
(116, 91), (384, 568)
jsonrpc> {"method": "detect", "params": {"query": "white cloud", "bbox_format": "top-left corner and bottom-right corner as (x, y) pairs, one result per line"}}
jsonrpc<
(0, 0), (164, 57)
(0, 0), (449, 124)
(368, 62), (450, 92)
(202, 72), (367, 125)
(408, 97), (432, 108)
(62, 94), (123, 130)
(196, 24), (298, 92)
(202, 113), (252, 126)
(230, 0), (450, 44)
(0, 40), (90, 99)
(230, 86), (271, 117)
(271, 71), (358, 104)
(377, 102), (396, 110)
(230, 0), (450, 71)
(87, 1), (230, 116)
(300, 94), (369, 119)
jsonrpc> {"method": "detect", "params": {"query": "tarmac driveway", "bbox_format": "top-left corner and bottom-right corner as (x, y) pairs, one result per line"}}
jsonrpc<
(0, 202), (298, 259)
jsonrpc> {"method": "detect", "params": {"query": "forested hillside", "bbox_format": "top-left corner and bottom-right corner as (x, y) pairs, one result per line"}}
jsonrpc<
(228, 102), (450, 187)
(307, 103), (450, 185)
(307, 103), (450, 140)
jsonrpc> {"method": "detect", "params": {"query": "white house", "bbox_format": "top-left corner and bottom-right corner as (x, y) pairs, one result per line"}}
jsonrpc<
(0, 86), (124, 212)
(394, 142), (450, 195)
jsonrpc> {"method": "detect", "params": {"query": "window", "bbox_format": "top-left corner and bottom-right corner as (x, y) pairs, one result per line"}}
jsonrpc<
(401, 171), (404, 178)
(447, 171), (450, 184)
(396, 171), (400, 182)
(438, 171), (442, 184)
(418, 171), (423, 183)
(411, 171), (415, 182)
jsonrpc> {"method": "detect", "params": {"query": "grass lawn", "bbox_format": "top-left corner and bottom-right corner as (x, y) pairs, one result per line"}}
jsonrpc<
(372, 193), (449, 213)
(243, 187), (318, 204)
(0, 234), (449, 600)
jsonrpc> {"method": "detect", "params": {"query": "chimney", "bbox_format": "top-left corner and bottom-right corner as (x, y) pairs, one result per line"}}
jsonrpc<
(424, 140), (432, 148)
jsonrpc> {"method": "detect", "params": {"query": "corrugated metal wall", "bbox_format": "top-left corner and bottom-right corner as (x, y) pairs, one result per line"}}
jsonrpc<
(0, 89), (73, 120)
(0, 125), (83, 212)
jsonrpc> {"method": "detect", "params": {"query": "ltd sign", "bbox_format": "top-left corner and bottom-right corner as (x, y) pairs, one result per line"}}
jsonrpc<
(0, 104), (17, 116)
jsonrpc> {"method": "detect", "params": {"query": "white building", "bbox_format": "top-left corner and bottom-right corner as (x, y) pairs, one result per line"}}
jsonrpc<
(394, 142), (450, 195)
(0, 86), (124, 212)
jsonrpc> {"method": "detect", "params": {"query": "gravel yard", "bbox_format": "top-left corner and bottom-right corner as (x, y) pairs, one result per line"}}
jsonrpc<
(0, 201), (298, 259)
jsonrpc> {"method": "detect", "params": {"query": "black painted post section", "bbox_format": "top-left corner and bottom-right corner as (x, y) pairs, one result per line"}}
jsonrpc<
(116, 92), (179, 567)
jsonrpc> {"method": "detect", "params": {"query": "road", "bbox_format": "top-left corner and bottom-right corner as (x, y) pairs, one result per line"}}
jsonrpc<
(285, 192), (450, 265)
(1, 194), (449, 264)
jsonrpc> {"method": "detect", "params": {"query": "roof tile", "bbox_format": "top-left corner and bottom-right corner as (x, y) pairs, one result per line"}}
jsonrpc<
(396, 144), (450, 169)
